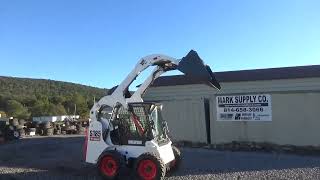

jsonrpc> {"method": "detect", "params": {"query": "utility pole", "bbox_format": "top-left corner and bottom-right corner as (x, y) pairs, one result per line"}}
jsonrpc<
(74, 104), (77, 121)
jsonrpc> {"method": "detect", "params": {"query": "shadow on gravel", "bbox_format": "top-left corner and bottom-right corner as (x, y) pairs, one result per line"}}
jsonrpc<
(1, 137), (320, 179)
(169, 147), (320, 178)
(0, 168), (134, 180)
(0, 136), (135, 180)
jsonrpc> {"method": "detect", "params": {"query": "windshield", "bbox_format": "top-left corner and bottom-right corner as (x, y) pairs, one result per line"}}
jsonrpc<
(150, 105), (167, 143)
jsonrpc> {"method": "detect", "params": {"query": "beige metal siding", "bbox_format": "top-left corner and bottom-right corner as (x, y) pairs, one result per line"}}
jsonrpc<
(146, 77), (320, 98)
(217, 78), (320, 95)
(160, 99), (207, 143)
(144, 85), (212, 143)
(144, 84), (215, 101)
(144, 77), (320, 146)
(211, 92), (320, 146)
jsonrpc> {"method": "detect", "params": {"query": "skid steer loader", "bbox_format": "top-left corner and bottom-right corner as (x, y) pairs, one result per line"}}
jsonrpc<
(84, 50), (220, 180)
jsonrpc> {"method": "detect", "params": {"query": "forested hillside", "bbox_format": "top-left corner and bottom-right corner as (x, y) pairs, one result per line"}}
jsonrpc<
(0, 76), (107, 119)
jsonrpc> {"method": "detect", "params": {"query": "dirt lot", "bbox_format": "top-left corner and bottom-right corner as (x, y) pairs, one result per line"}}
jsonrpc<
(0, 136), (320, 180)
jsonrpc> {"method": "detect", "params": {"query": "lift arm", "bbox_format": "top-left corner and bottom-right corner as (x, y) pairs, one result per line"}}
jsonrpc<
(90, 50), (220, 121)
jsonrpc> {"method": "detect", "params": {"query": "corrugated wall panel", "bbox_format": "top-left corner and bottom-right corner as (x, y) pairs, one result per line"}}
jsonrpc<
(158, 99), (207, 143)
(144, 84), (215, 101)
(145, 77), (320, 99)
(144, 77), (320, 146)
(210, 92), (320, 146)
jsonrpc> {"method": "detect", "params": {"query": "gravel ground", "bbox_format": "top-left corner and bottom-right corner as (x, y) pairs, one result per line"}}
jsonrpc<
(0, 136), (320, 180)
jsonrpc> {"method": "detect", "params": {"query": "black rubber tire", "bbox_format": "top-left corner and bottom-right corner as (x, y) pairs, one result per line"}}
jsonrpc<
(44, 122), (51, 129)
(69, 125), (76, 130)
(98, 150), (123, 180)
(34, 122), (40, 128)
(45, 128), (54, 136)
(4, 128), (11, 140)
(65, 121), (70, 126)
(56, 130), (61, 135)
(61, 126), (66, 131)
(4, 129), (13, 141)
(134, 152), (166, 180)
(39, 129), (44, 136)
(36, 127), (42, 135)
(54, 129), (62, 135)
(168, 145), (182, 173)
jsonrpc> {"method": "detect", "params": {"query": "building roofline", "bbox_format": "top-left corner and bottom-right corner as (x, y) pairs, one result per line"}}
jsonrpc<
(152, 65), (320, 87)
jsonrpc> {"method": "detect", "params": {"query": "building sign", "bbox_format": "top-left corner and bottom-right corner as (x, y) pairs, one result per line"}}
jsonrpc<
(216, 94), (272, 121)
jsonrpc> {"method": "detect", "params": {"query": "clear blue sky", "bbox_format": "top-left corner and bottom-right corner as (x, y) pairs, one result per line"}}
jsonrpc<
(1, 0), (320, 88)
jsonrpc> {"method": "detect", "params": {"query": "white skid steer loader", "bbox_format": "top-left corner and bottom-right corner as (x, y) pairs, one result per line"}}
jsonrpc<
(84, 50), (221, 180)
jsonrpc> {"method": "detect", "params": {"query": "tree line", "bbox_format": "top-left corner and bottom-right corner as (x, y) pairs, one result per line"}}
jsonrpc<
(0, 76), (107, 119)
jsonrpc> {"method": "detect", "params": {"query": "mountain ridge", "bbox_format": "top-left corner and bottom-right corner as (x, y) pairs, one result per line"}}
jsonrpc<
(0, 75), (108, 119)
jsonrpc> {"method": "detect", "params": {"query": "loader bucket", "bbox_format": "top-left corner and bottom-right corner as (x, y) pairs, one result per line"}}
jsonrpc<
(177, 50), (221, 90)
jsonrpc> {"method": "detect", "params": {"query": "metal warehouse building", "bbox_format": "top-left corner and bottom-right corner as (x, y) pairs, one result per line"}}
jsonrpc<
(143, 65), (320, 147)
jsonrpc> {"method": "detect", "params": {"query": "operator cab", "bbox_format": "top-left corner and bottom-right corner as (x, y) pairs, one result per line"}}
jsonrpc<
(98, 102), (170, 147)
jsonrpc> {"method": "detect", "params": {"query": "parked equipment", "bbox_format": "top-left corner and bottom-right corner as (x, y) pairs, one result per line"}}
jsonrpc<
(84, 50), (220, 179)
(0, 118), (22, 141)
